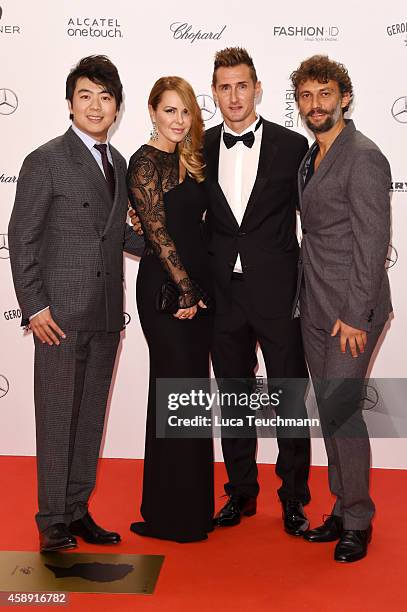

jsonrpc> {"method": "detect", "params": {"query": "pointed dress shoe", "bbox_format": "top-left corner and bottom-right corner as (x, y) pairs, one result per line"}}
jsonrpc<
(214, 495), (257, 527)
(40, 523), (77, 553)
(281, 500), (309, 536)
(334, 525), (372, 563)
(303, 514), (343, 542)
(70, 512), (121, 545)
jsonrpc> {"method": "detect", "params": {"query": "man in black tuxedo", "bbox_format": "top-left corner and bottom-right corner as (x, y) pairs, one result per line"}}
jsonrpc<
(206, 48), (311, 533)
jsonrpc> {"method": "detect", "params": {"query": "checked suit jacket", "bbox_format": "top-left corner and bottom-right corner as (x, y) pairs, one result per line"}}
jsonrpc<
(295, 119), (392, 332)
(9, 127), (144, 332)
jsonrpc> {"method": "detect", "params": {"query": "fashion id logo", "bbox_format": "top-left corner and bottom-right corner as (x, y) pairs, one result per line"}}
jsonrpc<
(67, 17), (123, 38)
(0, 5), (21, 35)
(273, 25), (339, 42)
(170, 22), (226, 43)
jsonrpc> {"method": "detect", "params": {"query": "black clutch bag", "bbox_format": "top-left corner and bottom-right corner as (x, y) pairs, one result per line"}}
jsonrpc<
(155, 279), (215, 315)
(155, 280), (179, 314)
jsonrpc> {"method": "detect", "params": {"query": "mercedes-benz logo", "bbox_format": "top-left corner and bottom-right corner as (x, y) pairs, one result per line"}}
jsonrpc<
(0, 7), (3, 20)
(386, 244), (398, 269)
(0, 234), (9, 259)
(361, 384), (379, 411)
(0, 375), (9, 398)
(0, 89), (18, 115)
(391, 97), (407, 123)
(123, 312), (131, 326)
(197, 94), (217, 122)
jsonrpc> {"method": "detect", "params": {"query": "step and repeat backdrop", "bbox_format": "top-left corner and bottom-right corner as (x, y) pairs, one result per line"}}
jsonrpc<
(1, 1), (406, 466)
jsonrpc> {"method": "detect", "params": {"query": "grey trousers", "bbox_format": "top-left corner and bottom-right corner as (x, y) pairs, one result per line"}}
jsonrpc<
(34, 330), (120, 531)
(300, 304), (383, 529)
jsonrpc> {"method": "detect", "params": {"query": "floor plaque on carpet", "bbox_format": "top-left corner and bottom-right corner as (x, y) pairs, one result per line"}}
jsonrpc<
(0, 551), (164, 594)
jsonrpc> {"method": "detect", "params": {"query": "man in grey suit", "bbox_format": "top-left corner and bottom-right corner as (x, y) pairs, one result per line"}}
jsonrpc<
(290, 55), (392, 562)
(8, 56), (144, 552)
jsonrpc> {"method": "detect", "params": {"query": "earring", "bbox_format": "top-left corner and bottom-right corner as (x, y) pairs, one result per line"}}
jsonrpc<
(184, 131), (192, 145)
(150, 122), (159, 141)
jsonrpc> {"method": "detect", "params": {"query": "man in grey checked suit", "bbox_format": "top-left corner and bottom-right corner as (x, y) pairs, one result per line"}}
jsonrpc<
(290, 55), (392, 562)
(8, 56), (144, 552)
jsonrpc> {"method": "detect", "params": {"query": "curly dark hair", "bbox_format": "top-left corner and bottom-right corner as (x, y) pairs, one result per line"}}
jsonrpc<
(290, 55), (353, 113)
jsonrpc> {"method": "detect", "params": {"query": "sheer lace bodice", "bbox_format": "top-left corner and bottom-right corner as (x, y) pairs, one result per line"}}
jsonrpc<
(128, 145), (200, 308)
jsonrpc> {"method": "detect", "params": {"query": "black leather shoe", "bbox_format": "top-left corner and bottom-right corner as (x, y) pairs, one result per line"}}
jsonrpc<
(214, 495), (257, 527)
(304, 514), (343, 542)
(334, 525), (372, 563)
(40, 523), (77, 553)
(70, 512), (121, 545)
(281, 500), (310, 536)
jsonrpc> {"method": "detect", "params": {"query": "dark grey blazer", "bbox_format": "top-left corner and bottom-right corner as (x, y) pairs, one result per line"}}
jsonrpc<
(8, 127), (144, 331)
(296, 120), (392, 332)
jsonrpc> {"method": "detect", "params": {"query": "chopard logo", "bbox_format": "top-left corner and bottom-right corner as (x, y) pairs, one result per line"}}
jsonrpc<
(170, 22), (226, 43)
(0, 375), (9, 398)
(0, 234), (9, 258)
(197, 94), (217, 122)
(391, 97), (407, 123)
(386, 244), (398, 269)
(0, 88), (18, 115)
(0, 172), (17, 183)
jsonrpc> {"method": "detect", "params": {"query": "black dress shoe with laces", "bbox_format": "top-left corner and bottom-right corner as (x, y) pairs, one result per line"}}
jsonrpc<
(70, 512), (121, 545)
(303, 514), (343, 542)
(39, 523), (77, 553)
(334, 525), (372, 563)
(281, 500), (309, 536)
(214, 495), (257, 527)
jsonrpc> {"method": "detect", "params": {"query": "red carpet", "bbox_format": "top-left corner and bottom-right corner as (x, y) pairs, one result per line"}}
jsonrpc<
(0, 456), (406, 611)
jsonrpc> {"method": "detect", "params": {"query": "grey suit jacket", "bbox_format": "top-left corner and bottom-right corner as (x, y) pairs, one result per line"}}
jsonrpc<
(8, 127), (144, 331)
(296, 120), (392, 332)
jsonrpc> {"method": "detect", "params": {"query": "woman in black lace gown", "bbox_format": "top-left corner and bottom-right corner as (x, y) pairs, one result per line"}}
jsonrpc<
(127, 77), (214, 542)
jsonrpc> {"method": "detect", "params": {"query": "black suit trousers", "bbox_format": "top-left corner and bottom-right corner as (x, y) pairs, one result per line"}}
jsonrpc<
(211, 277), (311, 503)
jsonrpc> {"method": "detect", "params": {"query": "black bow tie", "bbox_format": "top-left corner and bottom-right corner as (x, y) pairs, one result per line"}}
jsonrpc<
(223, 131), (255, 149)
(222, 117), (262, 149)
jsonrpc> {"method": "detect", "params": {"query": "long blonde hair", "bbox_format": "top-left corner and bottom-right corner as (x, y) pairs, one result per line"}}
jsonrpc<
(148, 76), (205, 183)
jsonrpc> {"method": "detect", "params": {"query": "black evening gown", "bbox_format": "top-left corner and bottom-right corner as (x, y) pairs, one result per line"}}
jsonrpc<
(127, 145), (214, 542)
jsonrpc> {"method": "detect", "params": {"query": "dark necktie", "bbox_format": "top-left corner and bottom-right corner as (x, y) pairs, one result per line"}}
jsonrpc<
(94, 143), (115, 199)
(222, 117), (263, 149)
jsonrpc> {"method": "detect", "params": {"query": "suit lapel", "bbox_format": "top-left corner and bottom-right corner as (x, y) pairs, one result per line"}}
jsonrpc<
(206, 124), (239, 229)
(240, 120), (278, 226)
(301, 120), (356, 219)
(65, 127), (113, 211)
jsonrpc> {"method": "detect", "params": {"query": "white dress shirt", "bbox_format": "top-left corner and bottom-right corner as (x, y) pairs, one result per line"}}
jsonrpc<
(218, 115), (263, 273)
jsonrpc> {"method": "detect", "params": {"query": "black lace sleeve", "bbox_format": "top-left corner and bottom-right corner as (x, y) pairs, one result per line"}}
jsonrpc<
(128, 153), (200, 308)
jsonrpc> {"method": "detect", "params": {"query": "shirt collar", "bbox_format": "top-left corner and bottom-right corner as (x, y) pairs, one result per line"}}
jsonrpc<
(223, 114), (260, 137)
(71, 123), (109, 152)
